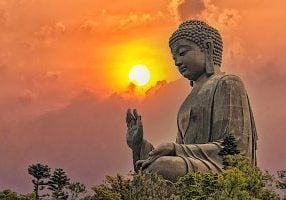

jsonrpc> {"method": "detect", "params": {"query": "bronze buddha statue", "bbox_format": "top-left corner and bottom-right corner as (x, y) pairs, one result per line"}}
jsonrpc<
(126, 19), (257, 182)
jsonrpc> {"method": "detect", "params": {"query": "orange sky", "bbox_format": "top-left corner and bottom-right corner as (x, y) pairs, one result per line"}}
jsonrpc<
(0, 0), (286, 193)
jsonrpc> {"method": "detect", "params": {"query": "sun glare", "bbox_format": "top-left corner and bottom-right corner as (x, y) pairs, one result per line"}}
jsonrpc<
(107, 40), (172, 94)
(129, 64), (151, 86)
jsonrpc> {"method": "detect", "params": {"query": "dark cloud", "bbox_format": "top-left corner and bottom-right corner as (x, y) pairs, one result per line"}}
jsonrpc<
(145, 80), (167, 95)
(126, 82), (136, 94)
(169, 0), (204, 21)
(168, 0), (241, 34)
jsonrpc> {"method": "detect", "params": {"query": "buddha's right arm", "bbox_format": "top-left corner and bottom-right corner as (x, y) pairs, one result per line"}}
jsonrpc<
(132, 139), (154, 171)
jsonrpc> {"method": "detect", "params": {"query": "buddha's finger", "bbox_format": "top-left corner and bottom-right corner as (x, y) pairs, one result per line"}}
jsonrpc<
(136, 115), (142, 126)
(135, 160), (145, 168)
(141, 156), (159, 170)
(149, 148), (161, 156)
(126, 109), (136, 128)
(126, 109), (132, 124)
(133, 109), (139, 120)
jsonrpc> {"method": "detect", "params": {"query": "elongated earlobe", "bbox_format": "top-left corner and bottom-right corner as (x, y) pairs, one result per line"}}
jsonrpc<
(204, 39), (214, 76)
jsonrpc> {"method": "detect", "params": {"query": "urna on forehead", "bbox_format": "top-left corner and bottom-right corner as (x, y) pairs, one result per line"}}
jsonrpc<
(169, 19), (223, 67)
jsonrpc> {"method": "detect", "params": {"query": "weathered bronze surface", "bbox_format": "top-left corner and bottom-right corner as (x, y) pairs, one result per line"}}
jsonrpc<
(126, 20), (257, 182)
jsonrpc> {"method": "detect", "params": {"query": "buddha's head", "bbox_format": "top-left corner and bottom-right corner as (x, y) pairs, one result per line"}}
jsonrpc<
(169, 20), (223, 82)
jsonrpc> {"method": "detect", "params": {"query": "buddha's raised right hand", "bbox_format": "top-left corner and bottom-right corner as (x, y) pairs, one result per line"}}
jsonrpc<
(126, 109), (143, 151)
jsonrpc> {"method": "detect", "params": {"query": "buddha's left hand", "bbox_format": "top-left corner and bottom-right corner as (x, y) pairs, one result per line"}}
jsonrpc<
(136, 142), (175, 170)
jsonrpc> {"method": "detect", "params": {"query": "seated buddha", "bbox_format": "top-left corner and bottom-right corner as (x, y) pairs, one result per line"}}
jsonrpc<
(125, 20), (257, 182)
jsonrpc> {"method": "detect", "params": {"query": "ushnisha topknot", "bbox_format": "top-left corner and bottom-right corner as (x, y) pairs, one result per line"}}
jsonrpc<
(169, 19), (223, 67)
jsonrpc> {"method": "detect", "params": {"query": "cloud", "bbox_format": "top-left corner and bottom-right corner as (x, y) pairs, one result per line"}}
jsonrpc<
(83, 10), (165, 34)
(145, 80), (167, 95)
(44, 71), (61, 82)
(117, 11), (164, 28)
(17, 90), (36, 106)
(168, 0), (205, 21)
(79, 20), (99, 33)
(116, 11), (165, 32)
(1, 63), (286, 192)
(168, 0), (241, 33)
(33, 22), (66, 42)
(125, 82), (137, 94)
(0, 78), (189, 192)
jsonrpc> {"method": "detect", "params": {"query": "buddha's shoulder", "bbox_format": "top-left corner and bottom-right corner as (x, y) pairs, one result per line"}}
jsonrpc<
(212, 73), (247, 92)
(212, 73), (244, 85)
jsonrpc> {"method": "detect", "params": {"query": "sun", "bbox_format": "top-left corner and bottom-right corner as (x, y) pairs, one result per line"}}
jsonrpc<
(128, 64), (151, 86)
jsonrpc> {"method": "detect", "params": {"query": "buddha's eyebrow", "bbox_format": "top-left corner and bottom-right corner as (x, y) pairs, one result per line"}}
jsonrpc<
(174, 45), (192, 54)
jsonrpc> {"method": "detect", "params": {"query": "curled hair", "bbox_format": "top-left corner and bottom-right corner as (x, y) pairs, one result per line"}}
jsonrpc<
(169, 20), (223, 66)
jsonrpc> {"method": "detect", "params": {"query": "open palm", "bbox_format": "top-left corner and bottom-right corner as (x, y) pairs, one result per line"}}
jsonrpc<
(126, 109), (143, 150)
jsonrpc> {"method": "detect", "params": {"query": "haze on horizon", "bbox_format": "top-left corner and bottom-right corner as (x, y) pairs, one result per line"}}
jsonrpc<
(0, 0), (285, 193)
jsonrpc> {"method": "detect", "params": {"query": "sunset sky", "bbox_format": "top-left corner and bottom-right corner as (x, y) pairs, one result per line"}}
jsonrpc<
(0, 0), (286, 193)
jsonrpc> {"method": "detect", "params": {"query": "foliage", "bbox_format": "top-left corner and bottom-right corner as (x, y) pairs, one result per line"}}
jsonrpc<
(0, 189), (35, 200)
(176, 172), (220, 199)
(3, 157), (282, 200)
(176, 155), (279, 200)
(92, 184), (122, 200)
(28, 163), (51, 200)
(67, 182), (87, 200)
(276, 170), (286, 199)
(48, 168), (70, 200)
(218, 134), (240, 167)
(91, 172), (177, 200)
(129, 171), (176, 200)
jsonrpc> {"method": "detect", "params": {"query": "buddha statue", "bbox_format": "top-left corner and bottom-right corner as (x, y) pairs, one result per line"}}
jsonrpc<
(125, 19), (257, 182)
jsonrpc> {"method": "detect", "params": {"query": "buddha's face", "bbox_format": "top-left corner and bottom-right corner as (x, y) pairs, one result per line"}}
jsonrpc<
(171, 39), (206, 81)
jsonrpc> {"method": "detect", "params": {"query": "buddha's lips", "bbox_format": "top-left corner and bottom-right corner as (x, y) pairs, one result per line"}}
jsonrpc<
(179, 66), (188, 74)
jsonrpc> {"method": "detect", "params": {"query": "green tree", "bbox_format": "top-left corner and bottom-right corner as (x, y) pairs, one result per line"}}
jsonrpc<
(48, 168), (70, 200)
(276, 170), (286, 199)
(176, 155), (279, 200)
(92, 184), (121, 200)
(91, 172), (177, 200)
(218, 155), (278, 199)
(67, 182), (86, 200)
(0, 189), (35, 200)
(28, 163), (51, 200)
(175, 172), (220, 199)
(218, 134), (240, 167)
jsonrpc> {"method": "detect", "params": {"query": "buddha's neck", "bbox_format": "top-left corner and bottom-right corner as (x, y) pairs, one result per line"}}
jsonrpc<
(193, 66), (222, 87)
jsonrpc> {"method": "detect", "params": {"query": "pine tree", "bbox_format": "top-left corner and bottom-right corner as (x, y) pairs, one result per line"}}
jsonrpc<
(218, 134), (240, 167)
(28, 163), (50, 200)
(48, 168), (70, 200)
(67, 182), (86, 200)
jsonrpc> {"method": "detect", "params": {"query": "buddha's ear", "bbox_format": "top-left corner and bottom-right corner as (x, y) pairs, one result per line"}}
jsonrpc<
(204, 39), (214, 76)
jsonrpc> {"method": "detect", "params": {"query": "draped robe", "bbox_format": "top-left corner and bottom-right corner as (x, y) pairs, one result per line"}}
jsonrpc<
(138, 73), (257, 173)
